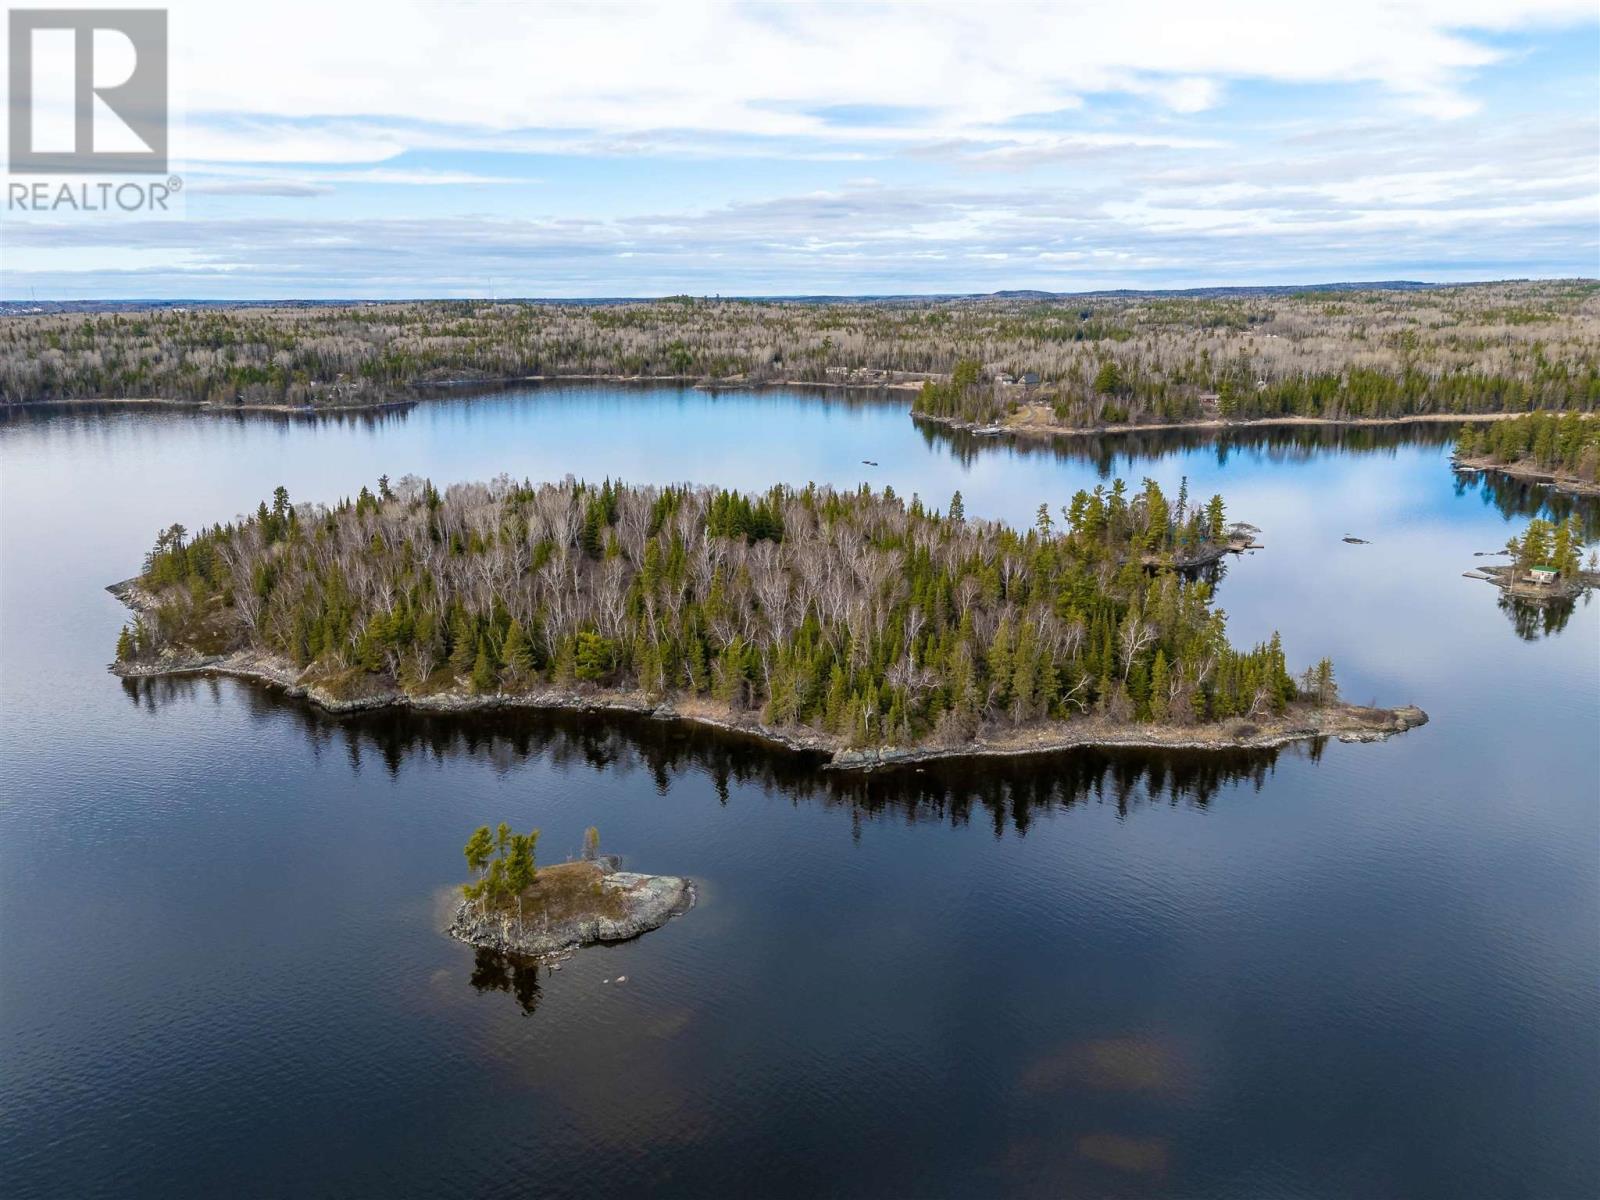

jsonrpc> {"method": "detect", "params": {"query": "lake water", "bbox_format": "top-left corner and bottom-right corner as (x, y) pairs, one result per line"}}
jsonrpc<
(2, 387), (1596, 1199)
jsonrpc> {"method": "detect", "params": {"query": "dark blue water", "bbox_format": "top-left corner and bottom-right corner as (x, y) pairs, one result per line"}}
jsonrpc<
(2, 388), (1596, 1198)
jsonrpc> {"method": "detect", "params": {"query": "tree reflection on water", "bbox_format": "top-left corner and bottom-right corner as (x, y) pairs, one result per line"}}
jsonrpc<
(121, 675), (1311, 836)
(1498, 593), (1585, 640)
(468, 946), (544, 1016)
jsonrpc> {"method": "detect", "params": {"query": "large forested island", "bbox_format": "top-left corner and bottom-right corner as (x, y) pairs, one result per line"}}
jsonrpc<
(9, 280), (1597, 426)
(109, 475), (1424, 765)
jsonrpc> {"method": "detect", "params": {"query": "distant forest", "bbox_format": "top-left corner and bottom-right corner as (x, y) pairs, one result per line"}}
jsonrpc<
(119, 475), (1336, 748)
(7, 280), (1597, 423)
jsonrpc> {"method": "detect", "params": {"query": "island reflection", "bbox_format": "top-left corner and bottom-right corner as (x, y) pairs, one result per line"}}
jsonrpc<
(916, 415), (1464, 473)
(1498, 593), (1588, 640)
(123, 676), (1312, 833)
(1454, 467), (1600, 535)
(917, 415), (1600, 537)
(468, 946), (545, 1016)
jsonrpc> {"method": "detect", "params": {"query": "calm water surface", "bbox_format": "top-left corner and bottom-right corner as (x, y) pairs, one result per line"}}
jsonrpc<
(2, 387), (1596, 1199)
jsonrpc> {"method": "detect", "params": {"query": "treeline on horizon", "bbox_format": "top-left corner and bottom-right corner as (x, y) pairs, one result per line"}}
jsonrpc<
(1454, 411), (1600, 485)
(117, 474), (1338, 748)
(5, 280), (1597, 421)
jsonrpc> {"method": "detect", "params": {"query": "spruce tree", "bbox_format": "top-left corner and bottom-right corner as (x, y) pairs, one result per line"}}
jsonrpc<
(471, 644), (498, 693)
(1149, 650), (1170, 722)
(502, 619), (534, 678)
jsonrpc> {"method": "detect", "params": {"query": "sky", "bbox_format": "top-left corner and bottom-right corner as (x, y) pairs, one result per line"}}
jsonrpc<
(1, 0), (1596, 299)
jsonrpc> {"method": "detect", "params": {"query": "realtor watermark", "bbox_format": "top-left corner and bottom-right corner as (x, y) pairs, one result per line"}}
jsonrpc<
(6, 8), (182, 214)
(9, 175), (182, 211)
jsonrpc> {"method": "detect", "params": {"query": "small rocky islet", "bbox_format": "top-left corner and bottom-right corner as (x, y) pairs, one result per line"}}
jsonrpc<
(447, 850), (692, 961)
(1463, 515), (1598, 604)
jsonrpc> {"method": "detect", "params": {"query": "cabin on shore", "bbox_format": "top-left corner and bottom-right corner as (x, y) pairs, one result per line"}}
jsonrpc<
(1526, 565), (1560, 585)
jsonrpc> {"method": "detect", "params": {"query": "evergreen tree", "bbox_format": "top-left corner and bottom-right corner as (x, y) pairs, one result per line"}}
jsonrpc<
(502, 618), (534, 677)
(471, 644), (498, 693)
(1205, 495), (1226, 542)
(1149, 650), (1170, 722)
(1094, 360), (1123, 395)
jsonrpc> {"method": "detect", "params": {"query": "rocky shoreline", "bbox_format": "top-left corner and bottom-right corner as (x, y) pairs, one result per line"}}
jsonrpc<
(1468, 563), (1600, 603)
(448, 857), (694, 960)
(916, 407), (1524, 442)
(1451, 453), (1600, 498)
(1141, 527), (1261, 571)
(110, 578), (1427, 768)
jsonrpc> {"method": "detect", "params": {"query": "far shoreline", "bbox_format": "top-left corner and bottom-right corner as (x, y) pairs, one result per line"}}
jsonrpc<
(1, 373), (924, 417)
(915, 407), (1530, 442)
(3, 378), (1555, 440)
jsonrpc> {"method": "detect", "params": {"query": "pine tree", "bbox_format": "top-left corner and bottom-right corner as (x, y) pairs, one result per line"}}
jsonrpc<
(505, 831), (538, 929)
(501, 618), (534, 678)
(1520, 519), (1552, 570)
(823, 664), (850, 732)
(1206, 494), (1226, 542)
(1094, 360), (1122, 395)
(1552, 520), (1573, 578)
(574, 630), (614, 682)
(462, 826), (494, 912)
(471, 644), (498, 693)
(1312, 657), (1337, 707)
(1149, 650), (1170, 722)
(448, 609), (477, 675)
(1562, 515), (1584, 576)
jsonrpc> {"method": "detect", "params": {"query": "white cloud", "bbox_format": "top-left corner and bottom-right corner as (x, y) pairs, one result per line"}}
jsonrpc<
(31, 0), (1578, 165)
(1, 0), (1593, 296)
(187, 164), (530, 187)
(5, 167), (1593, 299)
(186, 179), (334, 197)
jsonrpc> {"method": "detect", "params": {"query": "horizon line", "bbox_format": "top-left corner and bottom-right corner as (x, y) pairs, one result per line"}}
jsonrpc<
(5, 277), (1598, 310)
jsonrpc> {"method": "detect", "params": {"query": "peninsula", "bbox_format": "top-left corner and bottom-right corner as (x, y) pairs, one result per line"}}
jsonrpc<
(1452, 411), (1600, 497)
(110, 475), (1426, 766)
